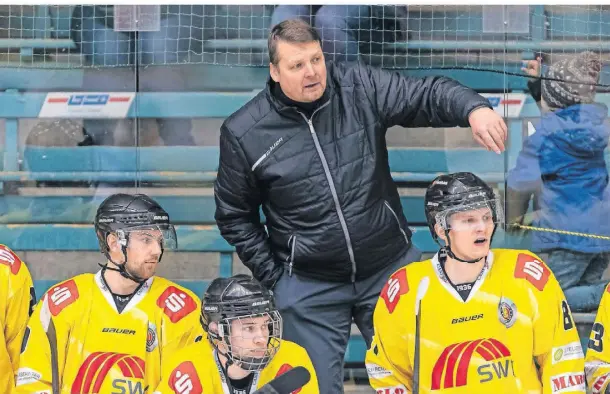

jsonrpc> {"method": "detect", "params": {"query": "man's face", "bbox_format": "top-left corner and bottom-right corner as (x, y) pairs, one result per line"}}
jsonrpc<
(438, 207), (495, 261)
(270, 40), (327, 103)
(123, 229), (163, 280)
(228, 315), (271, 360)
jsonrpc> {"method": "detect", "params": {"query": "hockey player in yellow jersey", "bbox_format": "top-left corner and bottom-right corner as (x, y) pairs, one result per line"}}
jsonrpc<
(365, 172), (585, 394)
(16, 193), (202, 394)
(153, 274), (319, 394)
(0, 245), (34, 394)
(585, 283), (610, 393)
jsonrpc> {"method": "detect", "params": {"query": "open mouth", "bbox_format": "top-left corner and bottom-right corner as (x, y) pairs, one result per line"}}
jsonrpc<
(474, 237), (487, 245)
(304, 82), (319, 89)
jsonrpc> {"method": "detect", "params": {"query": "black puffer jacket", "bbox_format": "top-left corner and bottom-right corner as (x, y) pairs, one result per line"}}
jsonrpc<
(214, 62), (491, 287)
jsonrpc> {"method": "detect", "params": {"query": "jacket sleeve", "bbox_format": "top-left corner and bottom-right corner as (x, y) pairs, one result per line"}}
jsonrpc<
(365, 269), (412, 393)
(585, 284), (610, 393)
(357, 64), (492, 129)
(5, 259), (35, 379)
(527, 253), (585, 394)
(214, 124), (281, 288)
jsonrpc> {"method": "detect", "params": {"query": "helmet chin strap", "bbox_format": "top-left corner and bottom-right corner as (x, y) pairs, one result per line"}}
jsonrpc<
(442, 229), (484, 264)
(99, 261), (146, 284)
(99, 234), (146, 284)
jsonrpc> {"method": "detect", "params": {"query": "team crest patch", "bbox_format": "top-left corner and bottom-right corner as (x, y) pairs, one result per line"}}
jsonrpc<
(498, 297), (517, 328)
(147, 322), (158, 352)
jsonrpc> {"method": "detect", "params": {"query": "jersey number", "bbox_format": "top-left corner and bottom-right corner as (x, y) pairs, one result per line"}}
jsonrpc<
(589, 322), (605, 352)
(561, 300), (574, 331)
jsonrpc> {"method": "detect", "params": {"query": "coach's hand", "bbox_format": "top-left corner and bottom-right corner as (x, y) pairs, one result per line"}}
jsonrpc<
(468, 107), (507, 154)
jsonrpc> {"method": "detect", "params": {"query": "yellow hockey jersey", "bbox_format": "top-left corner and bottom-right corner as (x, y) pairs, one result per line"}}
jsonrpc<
(585, 283), (610, 393)
(366, 249), (585, 394)
(0, 245), (34, 394)
(152, 339), (319, 394)
(15, 271), (202, 394)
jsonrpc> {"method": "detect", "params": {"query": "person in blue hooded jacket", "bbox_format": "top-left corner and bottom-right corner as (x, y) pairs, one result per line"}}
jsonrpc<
(507, 52), (610, 312)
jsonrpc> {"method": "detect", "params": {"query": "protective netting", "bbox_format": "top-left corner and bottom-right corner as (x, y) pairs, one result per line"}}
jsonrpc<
(0, 5), (608, 78)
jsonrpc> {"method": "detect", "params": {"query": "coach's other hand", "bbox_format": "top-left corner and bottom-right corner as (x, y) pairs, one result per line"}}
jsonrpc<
(468, 107), (507, 154)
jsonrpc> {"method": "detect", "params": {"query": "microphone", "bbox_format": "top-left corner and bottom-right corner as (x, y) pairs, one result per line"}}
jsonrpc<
(251, 366), (311, 394)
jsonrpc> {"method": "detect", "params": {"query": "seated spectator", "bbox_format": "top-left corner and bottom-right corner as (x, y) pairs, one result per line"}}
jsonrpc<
(270, 6), (371, 63)
(71, 5), (200, 146)
(507, 52), (610, 312)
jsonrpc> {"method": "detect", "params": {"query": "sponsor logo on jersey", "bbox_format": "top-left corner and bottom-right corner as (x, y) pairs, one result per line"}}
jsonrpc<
(147, 322), (158, 352)
(592, 372), (610, 394)
(157, 286), (198, 323)
(375, 385), (407, 394)
(72, 352), (145, 394)
(451, 313), (483, 324)
(275, 364), (303, 394)
(15, 367), (42, 386)
(498, 296), (517, 328)
(432, 338), (513, 390)
(169, 361), (203, 394)
(514, 254), (550, 291)
(101, 327), (136, 335)
(552, 341), (584, 365)
(47, 279), (79, 316)
(366, 363), (393, 379)
(380, 269), (409, 313)
(0, 245), (22, 274)
(550, 372), (585, 393)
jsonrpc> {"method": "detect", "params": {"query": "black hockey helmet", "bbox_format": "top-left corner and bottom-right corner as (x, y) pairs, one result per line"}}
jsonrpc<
(425, 172), (503, 263)
(202, 274), (282, 371)
(95, 193), (177, 282)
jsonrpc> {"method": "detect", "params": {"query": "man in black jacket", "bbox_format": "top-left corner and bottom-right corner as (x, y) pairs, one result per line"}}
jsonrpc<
(214, 19), (507, 393)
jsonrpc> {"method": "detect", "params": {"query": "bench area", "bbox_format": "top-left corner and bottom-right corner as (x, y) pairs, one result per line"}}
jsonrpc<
(0, 90), (606, 372)
(1, 3), (610, 377)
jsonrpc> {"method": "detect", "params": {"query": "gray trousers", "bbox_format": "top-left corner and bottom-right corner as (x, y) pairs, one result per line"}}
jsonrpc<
(273, 245), (422, 393)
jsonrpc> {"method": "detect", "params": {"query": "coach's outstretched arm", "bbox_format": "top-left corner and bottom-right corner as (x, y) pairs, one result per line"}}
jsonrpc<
(214, 124), (281, 289)
(357, 65), (507, 154)
(586, 285), (610, 393)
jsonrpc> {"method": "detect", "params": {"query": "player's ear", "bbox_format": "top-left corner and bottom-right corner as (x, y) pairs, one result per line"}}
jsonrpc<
(270, 63), (280, 83)
(106, 233), (120, 252)
(435, 223), (447, 243)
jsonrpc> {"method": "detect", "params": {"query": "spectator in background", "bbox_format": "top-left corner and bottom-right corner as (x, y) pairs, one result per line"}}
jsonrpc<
(270, 6), (370, 63)
(70, 5), (199, 146)
(507, 52), (610, 312)
(215, 19), (507, 393)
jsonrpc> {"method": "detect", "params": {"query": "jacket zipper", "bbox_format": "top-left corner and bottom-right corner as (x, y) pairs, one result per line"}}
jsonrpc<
(384, 200), (410, 246)
(295, 103), (358, 283)
(286, 234), (296, 276)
